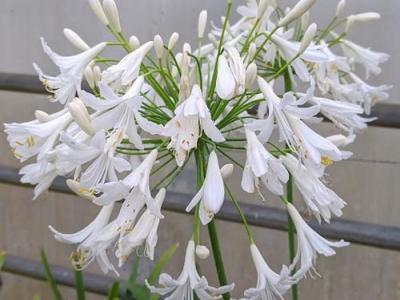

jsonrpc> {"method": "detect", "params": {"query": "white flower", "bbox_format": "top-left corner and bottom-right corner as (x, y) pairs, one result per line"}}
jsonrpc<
(5, 109), (72, 162)
(216, 47), (246, 99)
(102, 41), (153, 87)
(146, 240), (235, 300)
(95, 149), (163, 218)
(278, 0), (317, 27)
(241, 129), (289, 196)
(33, 39), (106, 104)
(340, 38), (389, 78)
(269, 33), (334, 82)
(79, 76), (163, 149)
(306, 94), (374, 132)
(286, 203), (349, 279)
(117, 188), (166, 265)
(281, 154), (346, 223)
(186, 151), (233, 225)
(255, 78), (344, 166)
(241, 244), (294, 300)
(165, 85), (225, 166)
(49, 203), (117, 274)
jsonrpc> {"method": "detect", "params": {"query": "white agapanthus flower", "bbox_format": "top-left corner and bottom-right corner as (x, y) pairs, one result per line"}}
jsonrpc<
(146, 240), (235, 300)
(287, 203), (349, 279)
(339, 38), (389, 78)
(186, 151), (233, 225)
(241, 244), (294, 300)
(34, 39), (106, 104)
(102, 41), (153, 87)
(116, 188), (166, 265)
(216, 47), (246, 99)
(241, 129), (289, 196)
(281, 154), (346, 223)
(165, 85), (225, 166)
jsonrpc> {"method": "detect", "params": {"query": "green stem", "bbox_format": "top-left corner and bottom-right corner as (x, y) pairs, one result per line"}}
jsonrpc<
(284, 72), (299, 300)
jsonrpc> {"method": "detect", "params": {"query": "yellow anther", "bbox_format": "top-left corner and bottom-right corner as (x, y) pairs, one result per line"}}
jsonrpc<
(321, 156), (333, 167)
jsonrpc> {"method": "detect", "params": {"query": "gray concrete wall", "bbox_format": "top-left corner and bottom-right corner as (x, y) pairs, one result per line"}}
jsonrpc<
(0, 1), (399, 299)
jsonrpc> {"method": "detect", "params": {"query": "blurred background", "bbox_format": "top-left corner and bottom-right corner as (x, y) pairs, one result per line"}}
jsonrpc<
(0, 0), (399, 299)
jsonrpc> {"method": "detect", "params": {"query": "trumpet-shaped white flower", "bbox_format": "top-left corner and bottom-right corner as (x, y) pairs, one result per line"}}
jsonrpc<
(241, 244), (294, 300)
(269, 32), (334, 82)
(5, 109), (72, 162)
(186, 151), (233, 225)
(255, 78), (344, 167)
(102, 41), (153, 87)
(306, 94), (374, 132)
(241, 129), (289, 196)
(95, 149), (162, 218)
(49, 203), (117, 274)
(281, 154), (346, 223)
(33, 39), (106, 104)
(287, 203), (349, 279)
(340, 38), (389, 78)
(117, 188), (166, 265)
(165, 85), (225, 166)
(146, 240), (235, 300)
(216, 47), (246, 99)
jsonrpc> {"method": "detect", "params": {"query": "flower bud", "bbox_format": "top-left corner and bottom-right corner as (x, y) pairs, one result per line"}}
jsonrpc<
(278, 0), (316, 27)
(345, 12), (381, 32)
(129, 35), (140, 50)
(103, 0), (121, 32)
(93, 65), (102, 82)
(301, 11), (310, 30)
(198, 10), (208, 39)
(248, 43), (257, 61)
(245, 63), (257, 89)
(63, 29), (90, 51)
(67, 98), (95, 136)
(168, 32), (179, 50)
(221, 164), (234, 179)
(257, 0), (269, 19)
(196, 245), (210, 259)
(335, 0), (346, 16)
(35, 110), (51, 123)
(84, 66), (95, 89)
(88, 0), (109, 26)
(208, 33), (218, 48)
(153, 35), (164, 59)
(183, 43), (192, 54)
(66, 179), (95, 201)
(299, 23), (317, 54)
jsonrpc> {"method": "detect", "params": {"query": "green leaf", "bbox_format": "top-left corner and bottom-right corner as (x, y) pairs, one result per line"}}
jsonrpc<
(39, 249), (64, 300)
(148, 243), (179, 285)
(107, 282), (120, 300)
(0, 250), (5, 271)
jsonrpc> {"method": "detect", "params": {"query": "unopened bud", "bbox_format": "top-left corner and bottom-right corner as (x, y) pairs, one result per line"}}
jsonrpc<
(257, 0), (269, 19)
(183, 43), (192, 54)
(93, 65), (102, 82)
(198, 10), (208, 39)
(208, 33), (218, 48)
(301, 11), (310, 30)
(153, 35), (164, 59)
(88, 0), (109, 26)
(168, 32), (179, 50)
(336, 0), (346, 16)
(68, 98), (95, 136)
(196, 245), (210, 259)
(248, 43), (257, 61)
(245, 63), (257, 89)
(35, 110), (51, 123)
(345, 12), (381, 32)
(129, 35), (140, 50)
(103, 0), (121, 32)
(64, 29), (90, 51)
(299, 23), (317, 54)
(278, 0), (316, 27)
(220, 164), (234, 179)
(84, 66), (95, 89)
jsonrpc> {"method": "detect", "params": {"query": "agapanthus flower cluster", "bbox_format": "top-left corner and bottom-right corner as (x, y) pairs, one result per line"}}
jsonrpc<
(5, 0), (390, 298)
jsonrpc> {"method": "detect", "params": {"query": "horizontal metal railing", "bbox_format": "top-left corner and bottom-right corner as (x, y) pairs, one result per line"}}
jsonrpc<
(1, 71), (400, 295)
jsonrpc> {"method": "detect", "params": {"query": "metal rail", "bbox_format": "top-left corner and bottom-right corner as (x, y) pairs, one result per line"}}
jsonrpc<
(1, 166), (399, 251)
(2, 254), (115, 296)
(0, 72), (399, 128)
